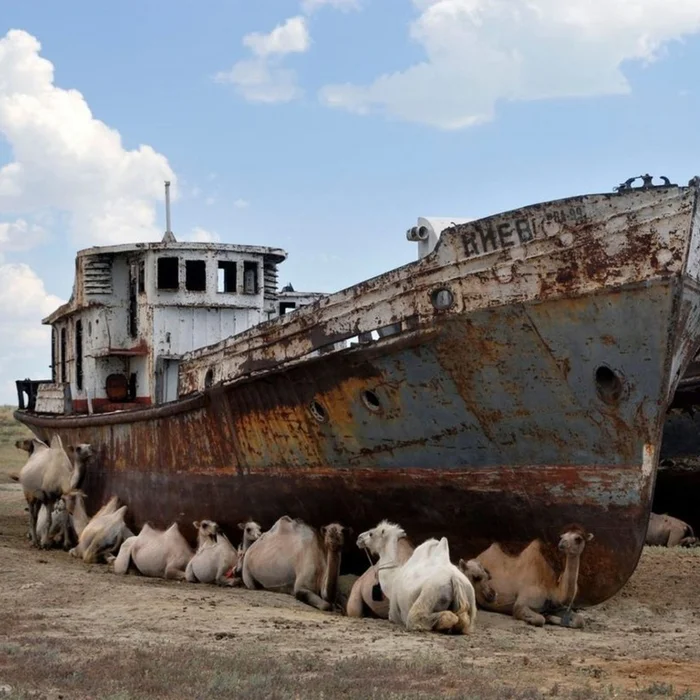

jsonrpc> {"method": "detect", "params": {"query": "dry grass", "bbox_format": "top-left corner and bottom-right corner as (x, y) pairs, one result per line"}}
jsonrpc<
(0, 405), (32, 481)
(1, 637), (700, 700)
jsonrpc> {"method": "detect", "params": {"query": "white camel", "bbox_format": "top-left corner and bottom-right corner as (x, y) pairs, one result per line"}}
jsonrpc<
(18, 436), (91, 548)
(69, 495), (133, 563)
(356, 520), (476, 634)
(185, 519), (261, 586)
(113, 523), (194, 580)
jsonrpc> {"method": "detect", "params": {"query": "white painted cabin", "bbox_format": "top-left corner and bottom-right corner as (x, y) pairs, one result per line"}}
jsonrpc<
(23, 233), (324, 415)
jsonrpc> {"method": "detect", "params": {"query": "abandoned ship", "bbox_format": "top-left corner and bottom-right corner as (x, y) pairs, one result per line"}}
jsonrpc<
(14, 175), (700, 606)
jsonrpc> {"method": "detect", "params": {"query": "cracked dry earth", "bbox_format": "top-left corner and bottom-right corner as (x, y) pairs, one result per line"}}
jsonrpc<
(1, 480), (700, 700)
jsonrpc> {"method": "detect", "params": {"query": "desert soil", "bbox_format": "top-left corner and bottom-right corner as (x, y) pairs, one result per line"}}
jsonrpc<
(1, 414), (699, 700)
(2, 481), (700, 700)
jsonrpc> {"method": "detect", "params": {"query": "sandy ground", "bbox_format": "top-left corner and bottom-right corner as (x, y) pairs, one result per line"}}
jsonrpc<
(1, 481), (700, 700)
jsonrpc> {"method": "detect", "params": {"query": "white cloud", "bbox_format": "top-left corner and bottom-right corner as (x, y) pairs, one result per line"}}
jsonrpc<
(243, 16), (310, 57)
(205, 196), (216, 206)
(0, 29), (176, 244)
(301, 0), (361, 13)
(319, 0), (700, 129)
(184, 227), (221, 243)
(0, 218), (46, 252)
(214, 16), (310, 104)
(233, 198), (249, 209)
(215, 58), (303, 103)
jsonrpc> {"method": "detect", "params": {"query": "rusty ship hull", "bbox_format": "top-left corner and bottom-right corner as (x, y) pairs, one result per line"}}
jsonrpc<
(16, 182), (700, 606)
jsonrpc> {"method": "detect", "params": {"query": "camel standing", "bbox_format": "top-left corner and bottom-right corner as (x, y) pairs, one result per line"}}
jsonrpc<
(356, 521), (476, 634)
(475, 524), (593, 628)
(185, 519), (261, 586)
(113, 523), (194, 580)
(242, 516), (347, 611)
(646, 513), (697, 547)
(18, 436), (87, 548)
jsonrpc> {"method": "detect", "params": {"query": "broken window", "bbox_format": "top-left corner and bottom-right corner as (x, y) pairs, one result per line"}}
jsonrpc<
(157, 257), (179, 290)
(138, 260), (145, 294)
(75, 320), (84, 391)
(186, 260), (207, 291)
(60, 327), (67, 383)
(243, 261), (258, 295)
(51, 328), (57, 382)
(279, 301), (296, 315)
(217, 261), (237, 293)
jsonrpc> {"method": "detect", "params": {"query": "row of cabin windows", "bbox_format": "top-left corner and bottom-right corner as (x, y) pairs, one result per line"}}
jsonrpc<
(51, 323), (84, 390)
(156, 258), (259, 295)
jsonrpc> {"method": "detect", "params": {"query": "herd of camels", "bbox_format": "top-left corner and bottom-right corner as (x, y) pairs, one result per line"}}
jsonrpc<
(12, 434), (697, 635)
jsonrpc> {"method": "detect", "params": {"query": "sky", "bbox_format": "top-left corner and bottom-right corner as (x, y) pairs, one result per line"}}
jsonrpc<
(2, 0), (700, 404)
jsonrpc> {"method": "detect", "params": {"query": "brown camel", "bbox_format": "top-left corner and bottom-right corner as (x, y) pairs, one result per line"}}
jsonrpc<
(475, 524), (593, 628)
(646, 513), (697, 547)
(242, 516), (348, 611)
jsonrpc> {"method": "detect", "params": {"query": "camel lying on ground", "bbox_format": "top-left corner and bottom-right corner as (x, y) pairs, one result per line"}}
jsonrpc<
(185, 519), (262, 586)
(113, 523), (194, 580)
(347, 532), (494, 619)
(646, 513), (697, 547)
(475, 524), (593, 628)
(18, 436), (92, 548)
(70, 495), (133, 563)
(356, 521), (476, 634)
(242, 516), (347, 611)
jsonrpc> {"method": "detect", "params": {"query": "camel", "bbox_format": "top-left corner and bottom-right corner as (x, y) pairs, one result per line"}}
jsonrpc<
(646, 513), (698, 547)
(185, 519), (261, 586)
(356, 521), (476, 634)
(475, 524), (594, 628)
(241, 516), (347, 611)
(69, 495), (133, 563)
(347, 526), (494, 618)
(458, 559), (497, 605)
(113, 523), (194, 580)
(18, 435), (84, 548)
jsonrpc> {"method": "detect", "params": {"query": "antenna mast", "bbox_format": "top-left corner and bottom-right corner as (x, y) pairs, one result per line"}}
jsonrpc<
(164, 180), (172, 235)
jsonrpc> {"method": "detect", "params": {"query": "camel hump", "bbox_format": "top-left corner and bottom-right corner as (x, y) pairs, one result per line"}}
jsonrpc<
(49, 434), (64, 451)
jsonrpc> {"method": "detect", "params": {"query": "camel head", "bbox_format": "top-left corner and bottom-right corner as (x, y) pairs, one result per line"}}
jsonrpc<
(15, 438), (35, 454)
(558, 524), (594, 556)
(66, 443), (94, 461)
(238, 519), (262, 547)
(320, 523), (348, 552)
(194, 520), (221, 544)
(458, 558), (496, 603)
(356, 520), (406, 557)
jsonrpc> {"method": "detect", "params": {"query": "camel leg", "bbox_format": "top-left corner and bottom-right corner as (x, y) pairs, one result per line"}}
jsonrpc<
(27, 499), (41, 547)
(113, 538), (135, 575)
(667, 528), (685, 548)
(405, 585), (463, 634)
(545, 611), (585, 629)
(214, 562), (237, 587)
(513, 601), (546, 627)
(164, 564), (187, 581)
(40, 497), (57, 549)
(185, 560), (198, 583)
(345, 579), (365, 618)
(294, 586), (332, 611)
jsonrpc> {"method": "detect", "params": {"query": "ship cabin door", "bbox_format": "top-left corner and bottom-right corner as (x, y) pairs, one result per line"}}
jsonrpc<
(162, 359), (179, 403)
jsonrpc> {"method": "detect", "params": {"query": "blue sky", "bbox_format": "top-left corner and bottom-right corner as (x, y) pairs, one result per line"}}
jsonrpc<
(1, 0), (700, 403)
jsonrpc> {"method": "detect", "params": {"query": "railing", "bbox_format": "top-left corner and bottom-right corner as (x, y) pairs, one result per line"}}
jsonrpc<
(15, 379), (50, 411)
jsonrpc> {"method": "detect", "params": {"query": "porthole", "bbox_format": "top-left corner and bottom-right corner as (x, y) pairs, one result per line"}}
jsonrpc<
(309, 400), (328, 423)
(430, 287), (454, 311)
(361, 389), (382, 413)
(595, 365), (623, 405)
(204, 369), (214, 389)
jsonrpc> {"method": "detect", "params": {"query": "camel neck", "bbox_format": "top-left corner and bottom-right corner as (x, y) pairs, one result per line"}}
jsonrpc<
(376, 537), (403, 599)
(72, 498), (90, 536)
(557, 552), (581, 606)
(321, 545), (341, 606)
